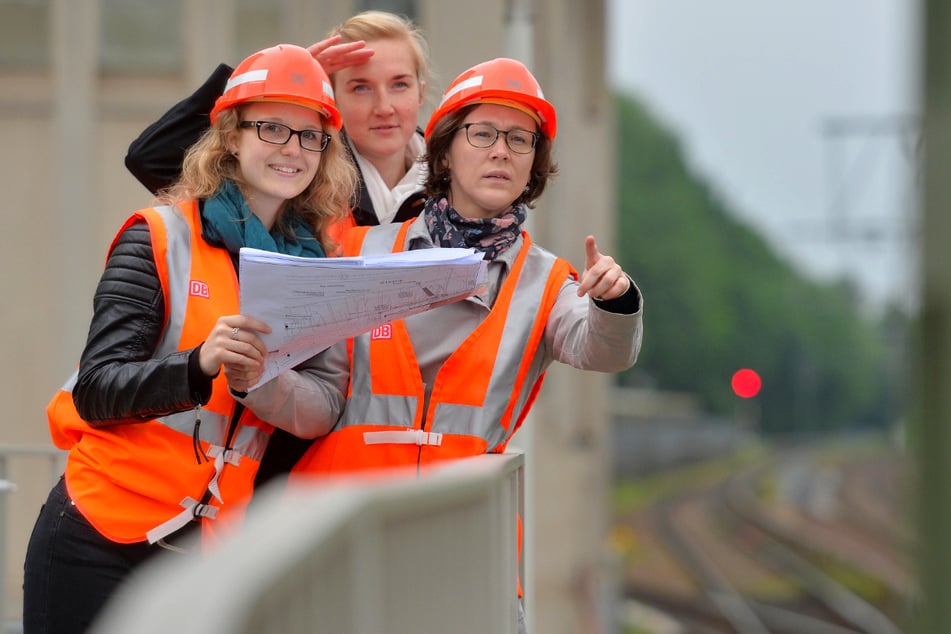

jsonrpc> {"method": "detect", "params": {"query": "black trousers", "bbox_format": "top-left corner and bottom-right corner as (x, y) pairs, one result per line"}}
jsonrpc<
(22, 477), (189, 634)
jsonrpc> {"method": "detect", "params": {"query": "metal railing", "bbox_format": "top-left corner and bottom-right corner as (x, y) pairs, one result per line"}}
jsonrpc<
(0, 445), (66, 634)
(92, 452), (525, 634)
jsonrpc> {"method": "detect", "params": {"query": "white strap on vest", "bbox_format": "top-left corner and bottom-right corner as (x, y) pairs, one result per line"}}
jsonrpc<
(145, 496), (219, 544)
(363, 430), (443, 446)
(205, 446), (242, 504)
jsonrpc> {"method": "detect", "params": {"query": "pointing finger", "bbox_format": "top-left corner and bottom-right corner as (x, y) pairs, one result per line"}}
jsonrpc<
(584, 235), (601, 270)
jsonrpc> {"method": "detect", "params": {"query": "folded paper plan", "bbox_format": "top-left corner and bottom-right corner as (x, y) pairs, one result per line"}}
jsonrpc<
(238, 247), (488, 389)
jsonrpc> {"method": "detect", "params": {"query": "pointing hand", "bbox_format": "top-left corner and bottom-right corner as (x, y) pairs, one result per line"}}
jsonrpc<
(576, 235), (630, 301)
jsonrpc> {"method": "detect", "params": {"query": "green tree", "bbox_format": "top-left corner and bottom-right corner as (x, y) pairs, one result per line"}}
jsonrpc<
(614, 92), (898, 434)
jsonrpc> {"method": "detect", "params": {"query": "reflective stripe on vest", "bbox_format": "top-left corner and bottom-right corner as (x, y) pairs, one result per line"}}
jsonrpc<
(339, 221), (573, 455)
(155, 203), (191, 357)
(56, 369), (268, 462)
(48, 201), (271, 544)
(149, 204), (271, 464)
(363, 429), (443, 446)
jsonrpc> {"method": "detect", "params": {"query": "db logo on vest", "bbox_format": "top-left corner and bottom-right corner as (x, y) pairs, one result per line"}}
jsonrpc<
(371, 324), (392, 340)
(189, 280), (210, 298)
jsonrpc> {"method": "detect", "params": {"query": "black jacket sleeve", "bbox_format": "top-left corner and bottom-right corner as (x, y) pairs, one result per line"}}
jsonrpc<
(125, 63), (233, 195)
(593, 275), (641, 314)
(73, 221), (213, 424)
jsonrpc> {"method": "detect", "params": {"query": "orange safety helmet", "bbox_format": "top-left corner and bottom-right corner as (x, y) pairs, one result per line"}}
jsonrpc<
(424, 58), (556, 141)
(210, 44), (342, 129)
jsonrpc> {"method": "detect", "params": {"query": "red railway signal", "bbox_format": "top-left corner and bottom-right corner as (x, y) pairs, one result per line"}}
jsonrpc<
(731, 368), (761, 399)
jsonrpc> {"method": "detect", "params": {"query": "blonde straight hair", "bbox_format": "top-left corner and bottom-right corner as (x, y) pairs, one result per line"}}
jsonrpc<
(326, 10), (432, 97)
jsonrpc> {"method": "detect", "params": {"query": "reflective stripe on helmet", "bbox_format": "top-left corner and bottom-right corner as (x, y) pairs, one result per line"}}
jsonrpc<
(224, 69), (268, 93)
(438, 75), (483, 107)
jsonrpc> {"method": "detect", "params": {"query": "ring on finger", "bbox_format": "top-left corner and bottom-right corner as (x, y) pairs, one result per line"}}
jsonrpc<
(231, 327), (240, 340)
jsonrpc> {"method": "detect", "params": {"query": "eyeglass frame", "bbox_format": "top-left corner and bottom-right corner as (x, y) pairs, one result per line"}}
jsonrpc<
(456, 122), (540, 155)
(239, 120), (332, 153)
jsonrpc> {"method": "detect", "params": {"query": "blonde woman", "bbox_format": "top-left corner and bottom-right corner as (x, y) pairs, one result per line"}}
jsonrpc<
(24, 44), (356, 634)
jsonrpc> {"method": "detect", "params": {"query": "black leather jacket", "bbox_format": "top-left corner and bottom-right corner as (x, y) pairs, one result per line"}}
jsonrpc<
(72, 221), (213, 425)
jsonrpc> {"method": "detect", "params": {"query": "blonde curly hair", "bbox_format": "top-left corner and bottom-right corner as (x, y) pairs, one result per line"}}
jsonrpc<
(158, 105), (358, 253)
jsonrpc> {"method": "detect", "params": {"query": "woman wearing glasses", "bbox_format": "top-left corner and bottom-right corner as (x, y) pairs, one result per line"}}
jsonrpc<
(23, 44), (355, 634)
(292, 55), (641, 488)
(283, 57), (643, 634)
(124, 11), (432, 484)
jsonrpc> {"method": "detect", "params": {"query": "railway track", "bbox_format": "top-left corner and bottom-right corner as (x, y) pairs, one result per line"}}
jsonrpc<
(619, 445), (911, 633)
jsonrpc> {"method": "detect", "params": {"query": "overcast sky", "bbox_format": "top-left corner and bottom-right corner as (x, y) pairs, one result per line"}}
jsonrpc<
(606, 0), (922, 311)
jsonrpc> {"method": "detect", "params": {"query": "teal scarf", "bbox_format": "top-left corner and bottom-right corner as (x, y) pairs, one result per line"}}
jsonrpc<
(201, 180), (325, 258)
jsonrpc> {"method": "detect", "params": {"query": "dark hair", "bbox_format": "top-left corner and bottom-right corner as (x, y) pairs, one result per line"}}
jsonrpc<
(423, 105), (558, 208)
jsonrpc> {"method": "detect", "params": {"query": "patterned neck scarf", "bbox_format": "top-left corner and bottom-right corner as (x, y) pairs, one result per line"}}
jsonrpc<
(201, 180), (325, 258)
(423, 194), (526, 261)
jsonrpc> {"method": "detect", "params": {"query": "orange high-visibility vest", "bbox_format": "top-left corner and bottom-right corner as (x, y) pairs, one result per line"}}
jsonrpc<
(47, 201), (273, 545)
(292, 219), (576, 475)
(325, 212), (357, 255)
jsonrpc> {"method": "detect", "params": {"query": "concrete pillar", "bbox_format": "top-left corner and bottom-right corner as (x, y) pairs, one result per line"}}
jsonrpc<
(183, 0), (236, 82)
(51, 0), (99, 373)
(529, 1), (616, 632)
(502, 3), (538, 629)
(917, 0), (951, 631)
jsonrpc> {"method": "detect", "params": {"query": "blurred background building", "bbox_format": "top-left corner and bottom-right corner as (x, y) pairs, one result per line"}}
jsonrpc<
(0, 0), (618, 631)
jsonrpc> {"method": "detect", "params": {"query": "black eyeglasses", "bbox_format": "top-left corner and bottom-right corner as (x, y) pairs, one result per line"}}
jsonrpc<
(457, 122), (539, 154)
(240, 121), (332, 152)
